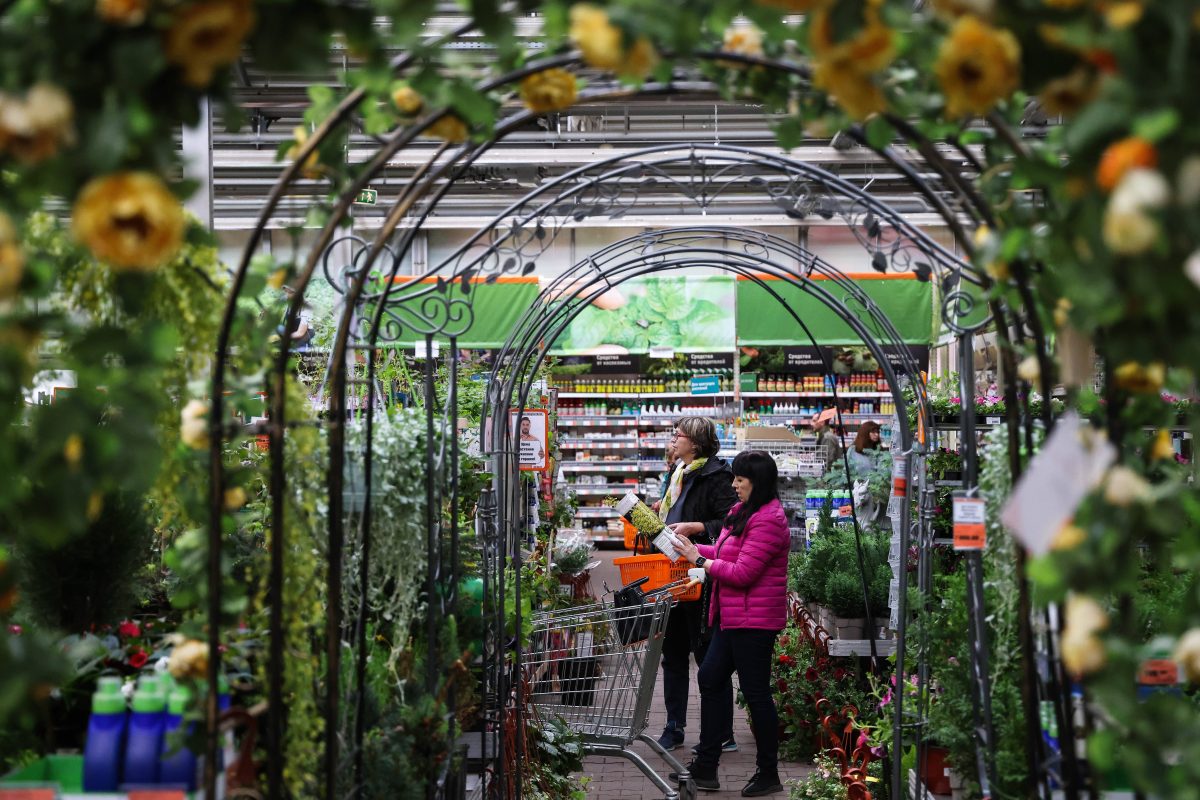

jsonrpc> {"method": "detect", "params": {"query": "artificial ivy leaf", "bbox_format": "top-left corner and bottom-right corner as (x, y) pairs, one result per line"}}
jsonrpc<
(864, 116), (895, 151)
(913, 263), (932, 283)
(522, 262), (536, 275)
(865, 214), (881, 239)
(870, 251), (888, 273)
(772, 116), (805, 152)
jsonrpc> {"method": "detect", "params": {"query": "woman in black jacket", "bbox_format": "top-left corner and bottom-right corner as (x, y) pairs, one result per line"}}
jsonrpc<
(654, 415), (738, 753)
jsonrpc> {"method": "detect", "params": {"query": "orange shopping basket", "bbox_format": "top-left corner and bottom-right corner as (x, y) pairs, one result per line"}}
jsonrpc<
(613, 553), (703, 602)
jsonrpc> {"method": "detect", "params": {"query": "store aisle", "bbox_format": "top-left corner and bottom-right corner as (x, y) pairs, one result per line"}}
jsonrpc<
(575, 550), (812, 798)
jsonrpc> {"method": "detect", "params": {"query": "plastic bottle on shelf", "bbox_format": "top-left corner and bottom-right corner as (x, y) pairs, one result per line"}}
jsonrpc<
(159, 685), (198, 791)
(123, 676), (167, 785)
(83, 676), (127, 791)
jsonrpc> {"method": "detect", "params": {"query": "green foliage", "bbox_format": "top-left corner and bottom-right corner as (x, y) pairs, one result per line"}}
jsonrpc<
(790, 753), (850, 800)
(524, 716), (589, 799)
(14, 491), (154, 631)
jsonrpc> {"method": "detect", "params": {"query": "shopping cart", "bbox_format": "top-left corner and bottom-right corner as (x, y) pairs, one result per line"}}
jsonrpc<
(524, 576), (699, 800)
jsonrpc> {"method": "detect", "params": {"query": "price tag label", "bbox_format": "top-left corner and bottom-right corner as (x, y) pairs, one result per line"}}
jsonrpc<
(986, 416), (1002, 425)
(1137, 659), (1179, 686)
(891, 454), (909, 497)
(952, 493), (986, 550)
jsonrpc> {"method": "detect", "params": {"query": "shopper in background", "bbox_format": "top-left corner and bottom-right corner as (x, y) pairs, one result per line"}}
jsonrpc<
(812, 407), (843, 474)
(849, 420), (883, 475)
(655, 416), (738, 754)
(671, 450), (789, 796)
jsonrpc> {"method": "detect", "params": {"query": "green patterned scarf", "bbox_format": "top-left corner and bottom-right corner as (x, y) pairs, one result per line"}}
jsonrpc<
(658, 457), (708, 522)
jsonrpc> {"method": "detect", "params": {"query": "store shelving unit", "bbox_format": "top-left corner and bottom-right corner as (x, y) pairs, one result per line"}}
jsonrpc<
(555, 376), (904, 542)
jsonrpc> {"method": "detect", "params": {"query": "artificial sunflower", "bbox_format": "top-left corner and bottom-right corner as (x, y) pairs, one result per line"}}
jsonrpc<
(812, 61), (887, 120)
(568, 3), (657, 79)
(1037, 68), (1096, 118)
(164, 0), (255, 88)
(1112, 360), (1165, 394)
(423, 114), (470, 143)
(72, 172), (185, 271)
(935, 16), (1020, 118)
(809, 0), (896, 74)
(519, 68), (579, 114)
(391, 83), (423, 116)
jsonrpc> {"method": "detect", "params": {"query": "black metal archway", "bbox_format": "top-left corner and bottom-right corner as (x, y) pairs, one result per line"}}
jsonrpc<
(202, 33), (1062, 799)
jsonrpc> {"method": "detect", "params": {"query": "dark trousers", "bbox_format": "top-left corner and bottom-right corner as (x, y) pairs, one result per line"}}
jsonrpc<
(661, 600), (732, 737)
(695, 627), (779, 773)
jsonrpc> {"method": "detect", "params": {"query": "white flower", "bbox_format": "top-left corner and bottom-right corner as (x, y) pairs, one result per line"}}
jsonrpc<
(1184, 249), (1200, 291)
(1103, 465), (1151, 507)
(1103, 205), (1159, 255)
(722, 21), (764, 60)
(1061, 594), (1109, 676)
(1176, 156), (1200, 206)
(1065, 594), (1108, 636)
(180, 399), (209, 449)
(1174, 628), (1200, 683)
(1016, 355), (1040, 384)
(1109, 168), (1170, 214)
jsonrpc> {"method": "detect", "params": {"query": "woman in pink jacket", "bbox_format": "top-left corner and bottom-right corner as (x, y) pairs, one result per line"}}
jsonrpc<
(671, 450), (789, 797)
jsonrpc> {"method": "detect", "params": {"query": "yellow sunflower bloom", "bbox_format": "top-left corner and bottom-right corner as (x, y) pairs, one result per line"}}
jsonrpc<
(391, 83), (424, 116)
(519, 68), (579, 114)
(812, 61), (887, 120)
(0, 212), (24, 297)
(935, 16), (1020, 118)
(164, 0), (256, 88)
(1112, 360), (1165, 393)
(568, 4), (658, 79)
(810, 1), (896, 74)
(423, 114), (470, 144)
(97, 0), (148, 26)
(72, 172), (185, 271)
(1037, 68), (1096, 118)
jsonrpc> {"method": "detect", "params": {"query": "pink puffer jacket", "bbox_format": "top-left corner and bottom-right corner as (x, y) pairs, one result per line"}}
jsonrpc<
(695, 498), (790, 631)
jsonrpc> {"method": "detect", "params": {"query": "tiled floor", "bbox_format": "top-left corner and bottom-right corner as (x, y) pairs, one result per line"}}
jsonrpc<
(573, 659), (812, 798)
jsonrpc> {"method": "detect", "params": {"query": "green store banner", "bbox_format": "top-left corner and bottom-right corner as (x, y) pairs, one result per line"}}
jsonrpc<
(735, 274), (934, 345)
(379, 276), (540, 349)
(549, 275), (736, 355)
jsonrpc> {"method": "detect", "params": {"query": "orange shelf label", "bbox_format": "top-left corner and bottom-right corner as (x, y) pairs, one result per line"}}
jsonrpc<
(953, 495), (986, 550)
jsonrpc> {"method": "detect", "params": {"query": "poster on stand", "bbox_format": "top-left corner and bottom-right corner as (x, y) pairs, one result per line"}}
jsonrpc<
(512, 409), (548, 472)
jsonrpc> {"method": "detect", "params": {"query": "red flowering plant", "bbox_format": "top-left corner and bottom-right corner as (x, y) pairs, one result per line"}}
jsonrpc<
(61, 617), (170, 681)
(767, 623), (868, 762)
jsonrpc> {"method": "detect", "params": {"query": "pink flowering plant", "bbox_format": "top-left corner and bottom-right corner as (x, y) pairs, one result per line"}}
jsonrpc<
(789, 753), (849, 800)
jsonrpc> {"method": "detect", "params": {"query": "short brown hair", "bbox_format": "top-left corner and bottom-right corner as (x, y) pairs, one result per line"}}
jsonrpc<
(674, 416), (720, 458)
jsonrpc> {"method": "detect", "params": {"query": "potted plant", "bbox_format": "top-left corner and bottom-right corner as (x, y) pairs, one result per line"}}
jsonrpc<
(825, 571), (866, 640)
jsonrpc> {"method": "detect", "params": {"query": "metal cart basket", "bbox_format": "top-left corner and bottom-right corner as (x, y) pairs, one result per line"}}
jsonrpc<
(524, 584), (695, 799)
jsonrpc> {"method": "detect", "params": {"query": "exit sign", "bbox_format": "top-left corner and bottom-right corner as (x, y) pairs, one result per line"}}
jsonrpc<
(355, 189), (378, 205)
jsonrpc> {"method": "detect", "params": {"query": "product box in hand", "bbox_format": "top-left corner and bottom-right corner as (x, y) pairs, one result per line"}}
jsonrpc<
(614, 491), (680, 561)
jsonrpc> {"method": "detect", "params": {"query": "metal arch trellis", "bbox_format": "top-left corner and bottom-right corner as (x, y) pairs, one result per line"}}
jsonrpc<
(200, 28), (1067, 800)
(328, 143), (991, 340)
(474, 233), (926, 800)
